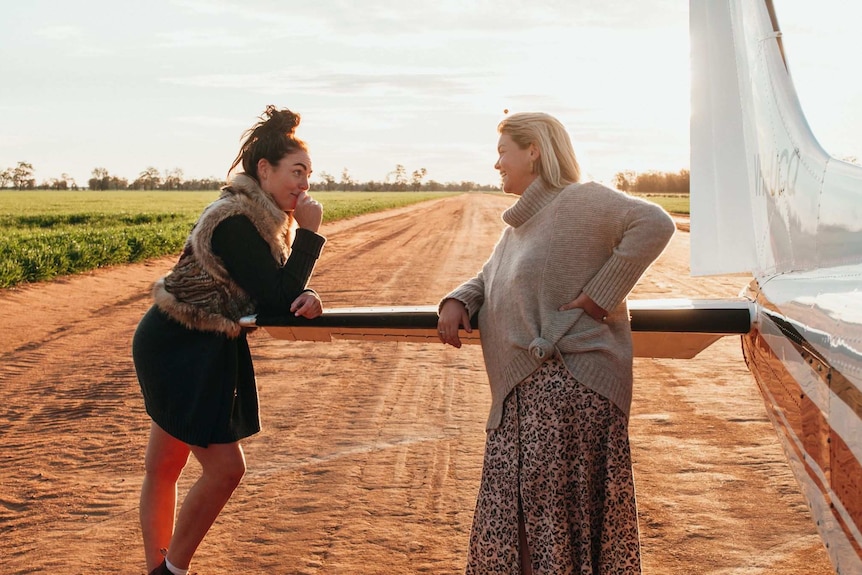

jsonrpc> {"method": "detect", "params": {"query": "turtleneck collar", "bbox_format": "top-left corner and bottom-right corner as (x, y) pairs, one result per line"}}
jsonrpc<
(502, 177), (564, 228)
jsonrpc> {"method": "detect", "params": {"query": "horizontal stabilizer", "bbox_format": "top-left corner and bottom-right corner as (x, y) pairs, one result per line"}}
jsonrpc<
(241, 298), (754, 359)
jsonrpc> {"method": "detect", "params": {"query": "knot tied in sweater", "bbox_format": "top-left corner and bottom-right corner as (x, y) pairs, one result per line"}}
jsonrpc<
(529, 337), (555, 360)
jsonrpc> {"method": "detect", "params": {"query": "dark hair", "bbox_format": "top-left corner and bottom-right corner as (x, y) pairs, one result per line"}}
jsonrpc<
(228, 105), (307, 180)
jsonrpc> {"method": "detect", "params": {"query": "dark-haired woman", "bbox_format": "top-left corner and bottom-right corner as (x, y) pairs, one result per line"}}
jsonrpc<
(132, 106), (326, 575)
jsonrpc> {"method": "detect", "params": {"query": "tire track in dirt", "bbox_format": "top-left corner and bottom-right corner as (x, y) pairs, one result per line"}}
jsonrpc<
(311, 194), (510, 306)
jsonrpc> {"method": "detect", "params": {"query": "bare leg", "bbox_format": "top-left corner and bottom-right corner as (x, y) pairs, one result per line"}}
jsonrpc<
(164, 440), (246, 569)
(141, 423), (191, 571)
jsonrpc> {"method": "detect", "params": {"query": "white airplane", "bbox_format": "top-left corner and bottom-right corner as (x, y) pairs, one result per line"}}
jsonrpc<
(241, 1), (862, 572)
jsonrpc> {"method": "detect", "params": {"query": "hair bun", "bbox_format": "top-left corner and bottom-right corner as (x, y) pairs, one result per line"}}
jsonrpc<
(264, 105), (301, 136)
(228, 105), (307, 179)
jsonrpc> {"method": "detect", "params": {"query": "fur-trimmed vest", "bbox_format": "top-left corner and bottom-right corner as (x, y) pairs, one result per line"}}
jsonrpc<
(152, 174), (290, 338)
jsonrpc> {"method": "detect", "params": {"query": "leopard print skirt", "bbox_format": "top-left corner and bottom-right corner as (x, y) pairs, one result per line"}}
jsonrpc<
(466, 358), (641, 575)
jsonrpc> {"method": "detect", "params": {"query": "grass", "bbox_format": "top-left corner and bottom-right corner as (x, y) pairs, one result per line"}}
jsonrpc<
(632, 193), (689, 215)
(0, 190), (458, 288)
(0, 189), (689, 289)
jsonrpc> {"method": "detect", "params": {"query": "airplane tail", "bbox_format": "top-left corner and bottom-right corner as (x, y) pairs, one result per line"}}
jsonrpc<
(693, 3), (862, 572)
(690, 0), (862, 278)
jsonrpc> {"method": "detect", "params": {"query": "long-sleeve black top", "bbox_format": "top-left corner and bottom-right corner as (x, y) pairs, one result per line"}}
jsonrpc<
(211, 215), (326, 315)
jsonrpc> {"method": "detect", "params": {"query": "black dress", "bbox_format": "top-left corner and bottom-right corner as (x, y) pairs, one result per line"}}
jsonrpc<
(132, 216), (325, 447)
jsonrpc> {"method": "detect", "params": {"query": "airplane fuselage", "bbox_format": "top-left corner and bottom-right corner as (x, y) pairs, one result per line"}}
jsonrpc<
(742, 270), (862, 573)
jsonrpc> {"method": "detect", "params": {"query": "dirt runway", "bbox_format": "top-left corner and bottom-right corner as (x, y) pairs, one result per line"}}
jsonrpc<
(0, 193), (834, 574)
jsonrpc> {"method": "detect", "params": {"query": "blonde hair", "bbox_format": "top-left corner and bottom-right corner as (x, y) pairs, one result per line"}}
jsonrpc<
(498, 112), (580, 188)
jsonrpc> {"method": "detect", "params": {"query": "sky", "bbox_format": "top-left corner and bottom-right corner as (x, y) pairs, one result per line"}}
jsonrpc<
(1, 1), (860, 189)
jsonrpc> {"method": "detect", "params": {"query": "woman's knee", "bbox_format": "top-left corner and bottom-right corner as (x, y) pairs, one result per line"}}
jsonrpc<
(144, 425), (190, 480)
(215, 457), (246, 489)
(144, 449), (189, 480)
(194, 443), (246, 490)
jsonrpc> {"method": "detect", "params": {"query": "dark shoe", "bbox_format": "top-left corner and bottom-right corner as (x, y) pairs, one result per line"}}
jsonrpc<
(148, 559), (171, 575)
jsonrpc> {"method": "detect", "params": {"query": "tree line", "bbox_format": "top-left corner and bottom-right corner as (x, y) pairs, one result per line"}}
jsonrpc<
(1, 160), (690, 194)
(612, 169), (690, 194)
(0, 162), (498, 192)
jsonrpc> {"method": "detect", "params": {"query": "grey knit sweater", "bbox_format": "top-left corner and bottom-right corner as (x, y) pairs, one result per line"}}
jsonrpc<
(443, 178), (676, 429)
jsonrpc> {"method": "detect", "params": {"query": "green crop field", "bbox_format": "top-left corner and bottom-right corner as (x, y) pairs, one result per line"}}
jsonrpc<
(649, 194), (690, 215)
(0, 190), (458, 288)
(633, 193), (689, 215)
(0, 189), (688, 289)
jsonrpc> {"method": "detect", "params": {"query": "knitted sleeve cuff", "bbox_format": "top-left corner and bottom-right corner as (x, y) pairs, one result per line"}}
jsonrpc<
(439, 278), (485, 318)
(583, 201), (675, 311)
(582, 255), (650, 313)
(292, 228), (326, 259)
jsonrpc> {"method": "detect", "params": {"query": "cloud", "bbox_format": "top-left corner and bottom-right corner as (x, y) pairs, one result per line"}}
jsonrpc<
(34, 25), (84, 41)
(171, 0), (604, 40)
(173, 115), (246, 128)
(172, 0), (331, 30)
(156, 29), (256, 50)
(160, 69), (481, 100)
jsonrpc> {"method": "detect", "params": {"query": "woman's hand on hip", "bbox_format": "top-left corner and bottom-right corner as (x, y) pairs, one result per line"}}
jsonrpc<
(294, 192), (323, 233)
(290, 291), (323, 318)
(437, 299), (471, 348)
(559, 291), (608, 322)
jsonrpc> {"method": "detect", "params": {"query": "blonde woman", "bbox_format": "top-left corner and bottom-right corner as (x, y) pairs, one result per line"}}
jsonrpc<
(438, 112), (675, 574)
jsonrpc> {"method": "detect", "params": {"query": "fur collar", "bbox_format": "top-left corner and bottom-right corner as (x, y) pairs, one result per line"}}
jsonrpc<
(192, 173), (291, 279)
